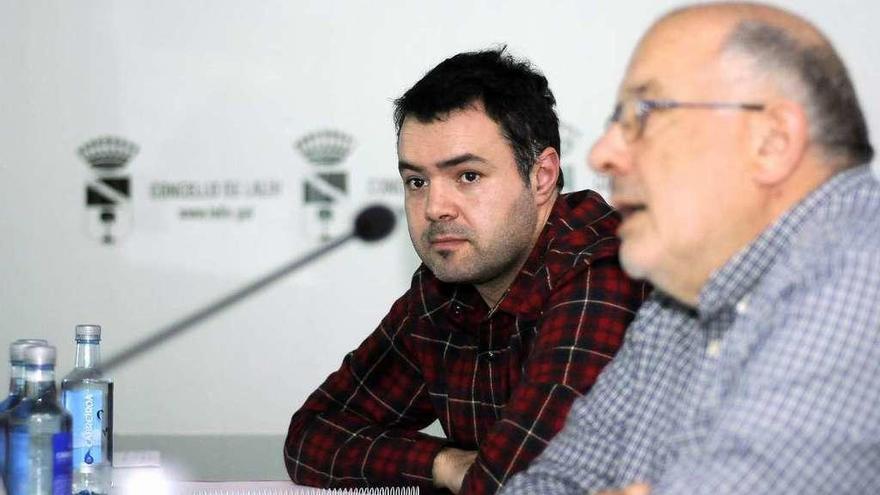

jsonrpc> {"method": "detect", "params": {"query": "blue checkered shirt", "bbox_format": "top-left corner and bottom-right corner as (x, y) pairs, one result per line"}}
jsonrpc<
(502, 165), (880, 494)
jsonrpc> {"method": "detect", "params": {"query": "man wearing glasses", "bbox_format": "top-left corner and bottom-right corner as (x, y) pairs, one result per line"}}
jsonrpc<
(503, 2), (878, 495)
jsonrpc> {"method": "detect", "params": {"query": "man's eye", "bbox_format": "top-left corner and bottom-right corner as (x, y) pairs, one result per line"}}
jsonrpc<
(460, 172), (480, 183)
(405, 177), (426, 190)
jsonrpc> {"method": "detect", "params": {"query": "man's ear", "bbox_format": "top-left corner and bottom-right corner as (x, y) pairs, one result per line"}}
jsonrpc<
(531, 146), (561, 204)
(750, 99), (809, 185)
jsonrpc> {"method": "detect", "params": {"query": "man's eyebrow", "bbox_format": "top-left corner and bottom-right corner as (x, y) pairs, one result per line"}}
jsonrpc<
(398, 153), (488, 172)
(398, 160), (422, 173)
(622, 80), (660, 97)
(437, 153), (487, 169)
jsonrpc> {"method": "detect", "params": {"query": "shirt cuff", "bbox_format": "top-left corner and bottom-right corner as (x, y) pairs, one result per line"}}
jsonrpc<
(399, 435), (449, 489)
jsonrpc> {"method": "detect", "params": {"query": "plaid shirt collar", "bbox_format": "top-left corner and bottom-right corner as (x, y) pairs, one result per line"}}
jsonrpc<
(416, 190), (611, 325)
(697, 165), (870, 320)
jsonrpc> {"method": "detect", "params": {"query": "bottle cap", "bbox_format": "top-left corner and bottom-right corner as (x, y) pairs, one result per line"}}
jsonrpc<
(23, 345), (56, 366)
(9, 339), (49, 363)
(75, 324), (102, 340)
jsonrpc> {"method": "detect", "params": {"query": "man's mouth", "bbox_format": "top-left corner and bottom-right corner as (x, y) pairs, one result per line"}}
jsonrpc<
(616, 203), (647, 220)
(424, 223), (471, 251)
(429, 236), (468, 248)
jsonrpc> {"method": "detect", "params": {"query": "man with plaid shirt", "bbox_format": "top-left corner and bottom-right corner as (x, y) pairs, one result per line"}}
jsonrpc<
(284, 49), (646, 494)
(503, 3), (879, 495)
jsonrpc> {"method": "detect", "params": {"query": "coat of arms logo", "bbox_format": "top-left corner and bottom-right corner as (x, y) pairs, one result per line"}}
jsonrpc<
(78, 136), (138, 244)
(295, 129), (354, 242)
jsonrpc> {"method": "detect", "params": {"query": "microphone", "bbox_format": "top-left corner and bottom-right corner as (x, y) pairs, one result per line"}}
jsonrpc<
(66, 204), (396, 380)
(355, 204), (396, 242)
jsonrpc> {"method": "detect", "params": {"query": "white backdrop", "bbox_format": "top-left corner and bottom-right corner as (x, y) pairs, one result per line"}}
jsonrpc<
(1, 0), (878, 435)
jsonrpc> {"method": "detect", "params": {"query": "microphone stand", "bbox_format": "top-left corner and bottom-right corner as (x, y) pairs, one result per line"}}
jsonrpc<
(63, 203), (396, 382)
(77, 233), (356, 380)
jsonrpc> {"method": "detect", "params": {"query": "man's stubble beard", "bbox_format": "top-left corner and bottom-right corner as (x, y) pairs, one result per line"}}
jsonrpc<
(413, 189), (539, 286)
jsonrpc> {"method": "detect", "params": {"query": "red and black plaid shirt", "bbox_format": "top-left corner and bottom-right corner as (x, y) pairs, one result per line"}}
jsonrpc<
(284, 190), (648, 494)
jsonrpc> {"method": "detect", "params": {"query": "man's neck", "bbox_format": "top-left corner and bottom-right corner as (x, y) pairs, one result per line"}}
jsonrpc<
(475, 270), (521, 309)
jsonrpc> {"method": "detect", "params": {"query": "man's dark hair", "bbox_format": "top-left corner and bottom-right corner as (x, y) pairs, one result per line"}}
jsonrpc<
(723, 20), (874, 167)
(394, 47), (563, 189)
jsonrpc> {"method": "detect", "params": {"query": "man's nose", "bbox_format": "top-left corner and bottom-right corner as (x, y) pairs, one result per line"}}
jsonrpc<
(588, 125), (632, 177)
(424, 182), (458, 222)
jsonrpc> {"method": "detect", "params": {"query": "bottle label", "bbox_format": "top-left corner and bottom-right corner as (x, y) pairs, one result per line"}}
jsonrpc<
(52, 431), (73, 495)
(8, 430), (30, 494)
(6, 430), (72, 495)
(64, 389), (105, 466)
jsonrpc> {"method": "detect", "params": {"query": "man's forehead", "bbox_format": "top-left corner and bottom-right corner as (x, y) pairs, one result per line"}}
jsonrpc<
(397, 105), (510, 165)
(619, 17), (733, 98)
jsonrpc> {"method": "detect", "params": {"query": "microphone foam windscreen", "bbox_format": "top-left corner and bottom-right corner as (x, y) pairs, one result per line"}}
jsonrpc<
(354, 204), (396, 242)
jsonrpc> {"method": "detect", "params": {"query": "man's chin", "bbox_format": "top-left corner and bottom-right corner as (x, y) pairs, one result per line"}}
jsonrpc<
(428, 266), (473, 284)
(423, 259), (479, 284)
(619, 246), (653, 282)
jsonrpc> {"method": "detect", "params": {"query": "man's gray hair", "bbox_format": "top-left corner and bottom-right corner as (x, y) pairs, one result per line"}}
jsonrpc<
(722, 20), (874, 167)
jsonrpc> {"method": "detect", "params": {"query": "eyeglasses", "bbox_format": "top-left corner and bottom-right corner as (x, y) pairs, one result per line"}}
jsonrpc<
(608, 99), (765, 142)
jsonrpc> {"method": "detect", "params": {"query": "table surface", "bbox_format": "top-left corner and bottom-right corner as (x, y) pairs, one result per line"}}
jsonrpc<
(115, 421), (444, 482)
(115, 434), (290, 481)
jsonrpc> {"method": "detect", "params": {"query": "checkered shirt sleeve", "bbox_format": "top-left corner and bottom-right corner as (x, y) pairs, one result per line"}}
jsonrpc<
(498, 299), (651, 495)
(284, 293), (447, 491)
(458, 251), (642, 494)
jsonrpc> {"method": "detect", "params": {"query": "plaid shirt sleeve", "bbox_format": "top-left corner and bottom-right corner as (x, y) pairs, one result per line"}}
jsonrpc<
(460, 250), (645, 495)
(499, 299), (658, 495)
(283, 292), (448, 492)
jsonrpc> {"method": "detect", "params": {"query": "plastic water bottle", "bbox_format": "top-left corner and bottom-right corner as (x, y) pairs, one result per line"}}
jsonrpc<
(1, 341), (49, 411)
(1, 339), (48, 479)
(6, 344), (73, 495)
(61, 325), (113, 495)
